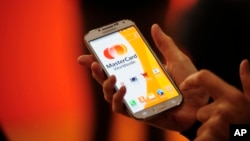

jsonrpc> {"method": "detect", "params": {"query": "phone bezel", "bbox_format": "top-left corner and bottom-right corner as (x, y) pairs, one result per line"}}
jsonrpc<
(84, 19), (183, 120)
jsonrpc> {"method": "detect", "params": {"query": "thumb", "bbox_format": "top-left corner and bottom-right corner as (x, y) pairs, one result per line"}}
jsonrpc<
(151, 24), (182, 62)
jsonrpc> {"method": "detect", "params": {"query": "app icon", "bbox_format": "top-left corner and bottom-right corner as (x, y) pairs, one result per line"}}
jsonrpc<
(120, 82), (125, 87)
(157, 89), (164, 95)
(148, 93), (156, 100)
(138, 96), (146, 103)
(130, 76), (138, 83)
(166, 85), (174, 93)
(141, 72), (148, 78)
(152, 68), (160, 74)
(129, 99), (137, 107)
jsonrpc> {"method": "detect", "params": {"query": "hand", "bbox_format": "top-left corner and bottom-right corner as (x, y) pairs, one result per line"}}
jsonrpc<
(180, 59), (250, 141)
(78, 24), (209, 131)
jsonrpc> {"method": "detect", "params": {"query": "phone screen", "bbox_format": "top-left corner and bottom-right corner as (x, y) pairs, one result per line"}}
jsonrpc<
(87, 23), (182, 119)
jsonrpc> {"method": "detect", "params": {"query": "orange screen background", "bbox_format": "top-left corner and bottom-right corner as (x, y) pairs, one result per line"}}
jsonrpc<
(0, 0), (196, 141)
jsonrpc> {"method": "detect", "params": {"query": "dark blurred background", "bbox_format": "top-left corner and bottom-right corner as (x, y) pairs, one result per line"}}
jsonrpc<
(4, 0), (248, 141)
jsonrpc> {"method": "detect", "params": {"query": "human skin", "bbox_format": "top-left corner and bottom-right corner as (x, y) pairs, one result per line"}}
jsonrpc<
(179, 59), (250, 141)
(78, 24), (209, 132)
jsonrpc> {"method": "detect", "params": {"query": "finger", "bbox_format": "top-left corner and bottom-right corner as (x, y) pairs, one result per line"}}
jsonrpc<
(103, 75), (116, 103)
(112, 85), (128, 115)
(240, 59), (250, 97)
(196, 101), (227, 123)
(151, 24), (197, 85)
(91, 62), (107, 85)
(180, 69), (237, 100)
(151, 24), (181, 62)
(77, 55), (96, 67)
(195, 116), (228, 141)
(196, 103), (213, 122)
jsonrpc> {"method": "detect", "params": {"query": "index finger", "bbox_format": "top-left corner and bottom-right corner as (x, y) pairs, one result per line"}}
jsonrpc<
(240, 59), (250, 97)
(151, 24), (181, 62)
(180, 69), (239, 100)
(77, 54), (96, 67)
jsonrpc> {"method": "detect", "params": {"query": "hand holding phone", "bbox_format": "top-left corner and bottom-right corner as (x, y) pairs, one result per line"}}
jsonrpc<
(84, 19), (183, 120)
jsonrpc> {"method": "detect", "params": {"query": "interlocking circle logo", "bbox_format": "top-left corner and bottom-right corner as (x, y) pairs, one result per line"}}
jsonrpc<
(103, 44), (127, 59)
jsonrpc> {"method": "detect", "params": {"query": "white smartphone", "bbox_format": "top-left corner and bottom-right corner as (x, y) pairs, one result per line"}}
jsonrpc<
(84, 19), (183, 120)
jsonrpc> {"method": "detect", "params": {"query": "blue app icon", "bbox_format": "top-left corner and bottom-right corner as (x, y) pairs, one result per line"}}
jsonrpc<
(157, 89), (164, 95)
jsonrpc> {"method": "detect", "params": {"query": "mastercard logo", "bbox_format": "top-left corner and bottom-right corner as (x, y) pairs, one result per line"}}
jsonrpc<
(103, 44), (127, 59)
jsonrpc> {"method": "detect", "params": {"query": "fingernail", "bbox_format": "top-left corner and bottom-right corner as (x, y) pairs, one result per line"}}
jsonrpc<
(179, 83), (185, 90)
(246, 59), (250, 72)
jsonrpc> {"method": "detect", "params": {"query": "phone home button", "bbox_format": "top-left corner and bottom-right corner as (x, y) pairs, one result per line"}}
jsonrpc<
(152, 105), (167, 112)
